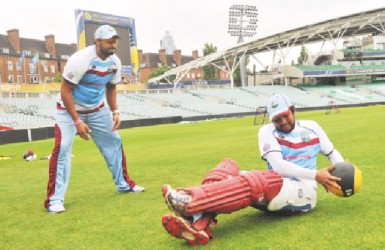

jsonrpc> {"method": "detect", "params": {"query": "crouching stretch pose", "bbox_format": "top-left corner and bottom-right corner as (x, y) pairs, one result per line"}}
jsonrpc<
(44, 25), (144, 214)
(161, 94), (344, 245)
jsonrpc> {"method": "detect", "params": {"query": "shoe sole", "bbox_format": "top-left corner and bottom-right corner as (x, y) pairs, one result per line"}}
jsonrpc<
(47, 210), (65, 214)
(162, 184), (181, 216)
(47, 208), (66, 214)
(116, 189), (145, 193)
(130, 189), (145, 193)
(162, 214), (209, 245)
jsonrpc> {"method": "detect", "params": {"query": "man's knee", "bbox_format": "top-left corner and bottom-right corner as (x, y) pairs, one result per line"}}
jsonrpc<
(202, 158), (240, 184)
(267, 178), (317, 212)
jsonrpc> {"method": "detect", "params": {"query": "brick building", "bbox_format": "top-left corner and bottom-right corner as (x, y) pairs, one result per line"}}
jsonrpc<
(0, 28), (229, 85)
(137, 49), (199, 83)
(137, 49), (230, 83)
(0, 29), (76, 84)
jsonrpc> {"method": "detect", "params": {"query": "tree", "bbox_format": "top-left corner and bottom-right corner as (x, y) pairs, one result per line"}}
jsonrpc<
(147, 66), (175, 83)
(202, 42), (218, 80)
(53, 73), (62, 83)
(297, 46), (308, 65)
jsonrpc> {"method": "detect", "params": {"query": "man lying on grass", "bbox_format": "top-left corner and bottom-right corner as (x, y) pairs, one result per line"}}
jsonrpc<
(161, 94), (345, 245)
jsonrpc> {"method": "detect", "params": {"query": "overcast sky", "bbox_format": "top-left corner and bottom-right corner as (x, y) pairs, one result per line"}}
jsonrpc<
(2, 0), (384, 57)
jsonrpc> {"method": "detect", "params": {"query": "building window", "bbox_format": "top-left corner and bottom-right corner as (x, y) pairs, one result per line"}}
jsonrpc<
(44, 53), (50, 58)
(50, 65), (55, 73)
(30, 76), (39, 84)
(43, 65), (48, 73)
(8, 75), (14, 83)
(191, 73), (195, 79)
(16, 64), (22, 72)
(197, 73), (201, 78)
(2, 48), (10, 53)
(17, 75), (22, 83)
(24, 50), (32, 56)
(186, 73), (190, 79)
(8, 61), (13, 70)
(29, 64), (37, 74)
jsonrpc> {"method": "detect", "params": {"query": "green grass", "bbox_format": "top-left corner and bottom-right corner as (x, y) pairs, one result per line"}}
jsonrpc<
(1, 105), (384, 249)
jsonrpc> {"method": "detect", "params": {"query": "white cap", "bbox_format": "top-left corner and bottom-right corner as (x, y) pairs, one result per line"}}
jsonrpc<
(266, 93), (293, 121)
(94, 25), (119, 39)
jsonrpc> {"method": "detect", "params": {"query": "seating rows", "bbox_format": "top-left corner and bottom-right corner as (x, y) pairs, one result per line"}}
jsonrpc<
(301, 84), (385, 104)
(1, 84), (385, 130)
(296, 65), (346, 71)
(296, 63), (385, 74)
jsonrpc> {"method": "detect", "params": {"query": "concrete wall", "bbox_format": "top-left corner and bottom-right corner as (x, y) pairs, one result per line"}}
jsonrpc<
(0, 116), (182, 145)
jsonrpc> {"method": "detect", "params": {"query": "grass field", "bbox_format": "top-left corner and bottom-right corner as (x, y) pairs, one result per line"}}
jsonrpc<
(0, 105), (384, 249)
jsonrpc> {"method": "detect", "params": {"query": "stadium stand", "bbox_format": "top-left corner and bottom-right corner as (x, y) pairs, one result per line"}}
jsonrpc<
(1, 84), (385, 145)
(2, 85), (385, 132)
(0, 98), (56, 129)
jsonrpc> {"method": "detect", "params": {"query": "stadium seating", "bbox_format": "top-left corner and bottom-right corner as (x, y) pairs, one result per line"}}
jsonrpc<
(301, 85), (385, 104)
(0, 97), (56, 129)
(1, 84), (385, 130)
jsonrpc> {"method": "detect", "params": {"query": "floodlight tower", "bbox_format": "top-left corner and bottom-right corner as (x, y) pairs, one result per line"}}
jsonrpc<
(228, 5), (258, 87)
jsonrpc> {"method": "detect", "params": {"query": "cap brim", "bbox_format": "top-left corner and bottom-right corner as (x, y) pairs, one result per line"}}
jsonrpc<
(270, 108), (291, 121)
(95, 34), (120, 40)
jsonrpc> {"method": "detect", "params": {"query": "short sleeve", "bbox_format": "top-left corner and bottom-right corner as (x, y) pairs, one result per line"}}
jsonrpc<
(62, 51), (89, 85)
(109, 55), (122, 84)
(258, 124), (282, 160)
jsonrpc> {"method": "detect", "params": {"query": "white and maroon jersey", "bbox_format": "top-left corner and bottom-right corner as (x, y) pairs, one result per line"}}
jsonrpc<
(58, 45), (121, 110)
(258, 120), (336, 172)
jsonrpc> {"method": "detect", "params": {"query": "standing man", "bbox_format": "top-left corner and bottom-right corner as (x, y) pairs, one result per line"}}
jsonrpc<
(160, 93), (344, 245)
(44, 25), (144, 214)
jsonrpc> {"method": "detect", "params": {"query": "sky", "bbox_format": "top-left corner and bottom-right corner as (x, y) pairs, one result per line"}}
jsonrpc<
(2, 0), (385, 62)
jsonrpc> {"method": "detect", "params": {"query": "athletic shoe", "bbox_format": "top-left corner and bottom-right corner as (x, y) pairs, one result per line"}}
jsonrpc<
(162, 214), (210, 245)
(130, 185), (145, 193)
(47, 203), (66, 214)
(162, 184), (191, 216)
(117, 185), (145, 193)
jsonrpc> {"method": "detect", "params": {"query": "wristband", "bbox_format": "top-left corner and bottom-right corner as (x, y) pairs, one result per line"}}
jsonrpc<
(112, 110), (120, 115)
(74, 119), (83, 125)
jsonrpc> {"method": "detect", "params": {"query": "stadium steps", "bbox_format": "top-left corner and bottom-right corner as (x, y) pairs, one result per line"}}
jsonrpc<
(3, 84), (385, 129)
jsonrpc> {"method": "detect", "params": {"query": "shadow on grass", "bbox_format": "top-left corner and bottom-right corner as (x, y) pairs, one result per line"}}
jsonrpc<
(212, 207), (313, 240)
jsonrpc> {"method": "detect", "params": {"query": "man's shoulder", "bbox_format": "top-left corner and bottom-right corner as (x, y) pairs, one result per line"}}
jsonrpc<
(78, 46), (96, 57)
(297, 120), (319, 128)
(259, 123), (276, 133)
(67, 46), (95, 63)
(110, 54), (121, 66)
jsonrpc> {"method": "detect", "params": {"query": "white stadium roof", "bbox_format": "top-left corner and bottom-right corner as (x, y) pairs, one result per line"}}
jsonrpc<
(148, 6), (385, 84)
